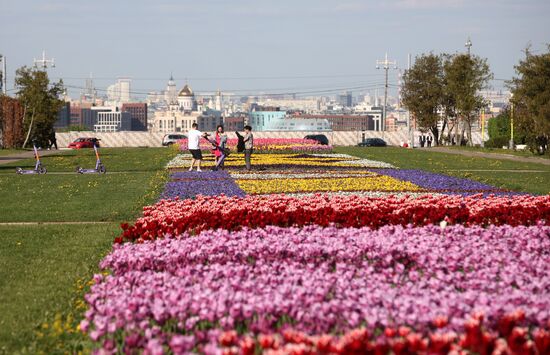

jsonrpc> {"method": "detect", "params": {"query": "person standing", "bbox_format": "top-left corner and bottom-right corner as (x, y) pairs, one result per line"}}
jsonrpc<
(212, 124), (228, 170)
(243, 125), (253, 171)
(188, 123), (206, 172)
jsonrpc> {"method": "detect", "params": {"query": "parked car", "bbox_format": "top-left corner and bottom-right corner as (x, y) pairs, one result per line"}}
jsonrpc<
(162, 134), (186, 146)
(358, 138), (387, 147)
(304, 134), (329, 145)
(68, 137), (101, 149)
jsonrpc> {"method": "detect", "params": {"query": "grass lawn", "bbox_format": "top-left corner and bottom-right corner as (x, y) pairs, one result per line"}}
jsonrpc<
(0, 147), (178, 173)
(0, 147), (175, 354)
(337, 146), (550, 195)
(0, 224), (118, 354)
(0, 149), (28, 156)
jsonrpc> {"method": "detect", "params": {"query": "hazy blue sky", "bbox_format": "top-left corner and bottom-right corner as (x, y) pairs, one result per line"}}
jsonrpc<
(1, 0), (549, 98)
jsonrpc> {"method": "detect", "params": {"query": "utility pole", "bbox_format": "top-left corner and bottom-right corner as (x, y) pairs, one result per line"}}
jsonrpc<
(376, 53), (397, 132)
(465, 37), (472, 56)
(33, 50), (55, 70)
(407, 53), (413, 147)
(509, 93), (514, 150)
(0, 54), (6, 94)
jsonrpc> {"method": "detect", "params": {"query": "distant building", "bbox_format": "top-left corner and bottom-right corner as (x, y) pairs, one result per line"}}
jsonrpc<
(94, 111), (132, 132)
(249, 106), (331, 131)
(151, 83), (223, 133)
(164, 75), (178, 105)
(224, 115), (246, 131)
(122, 103), (148, 131)
(257, 98), (321, 113)
(69, 104), (111, 130)
(338, 91), (353, 107)
(292, 114), (375, 131)
(54, 102), (71, 129)
(107, 78), (131, 104)
(177, 84), (196, 112)
(249, 106), (286, 131)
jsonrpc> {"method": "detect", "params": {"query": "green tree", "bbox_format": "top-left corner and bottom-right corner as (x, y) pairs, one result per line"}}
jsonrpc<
(401, 53), (445, 145)
(510, 46), (550, 155)
(444, 54), (492, 146)
(15, 66), (64, 148)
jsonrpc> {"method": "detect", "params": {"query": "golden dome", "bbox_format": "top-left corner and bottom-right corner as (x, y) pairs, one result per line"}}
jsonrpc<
(178, 84), (194, 97)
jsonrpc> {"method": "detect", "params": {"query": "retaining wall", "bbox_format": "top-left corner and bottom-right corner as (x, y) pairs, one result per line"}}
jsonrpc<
(56, 130), (482, 148)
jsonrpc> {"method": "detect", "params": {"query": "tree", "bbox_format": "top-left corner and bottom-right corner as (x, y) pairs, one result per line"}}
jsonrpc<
(14, 66), (64, 148)
(509, 46), (550, 155)
(401, 53), (445, 145)
(486, 109), (525, 148)
(444, 54), (492, 146)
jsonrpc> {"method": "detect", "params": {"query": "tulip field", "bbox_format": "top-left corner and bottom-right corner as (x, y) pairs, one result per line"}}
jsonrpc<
(78, 149), (550, 355)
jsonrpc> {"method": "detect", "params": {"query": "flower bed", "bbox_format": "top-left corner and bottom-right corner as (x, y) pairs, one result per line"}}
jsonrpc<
(84, 224), (550, 353)
(161, 171), (246, 200)
(81, 151), (550, 353)
(117, 194), (550, 243)
(370, 169), (526, 196)
(176, 138), (333, 154)
(166, 153), (395, 170)
(235, 175), (422, 194)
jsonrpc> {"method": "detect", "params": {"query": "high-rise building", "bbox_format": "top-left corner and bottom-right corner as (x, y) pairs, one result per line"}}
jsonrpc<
(54, 102), (71, 129)
(338, 91), (353, 107)
(107, 78), (131, 103)
(122, 103), (148, 131)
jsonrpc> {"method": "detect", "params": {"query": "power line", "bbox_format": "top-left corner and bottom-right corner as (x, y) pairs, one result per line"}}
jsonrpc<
(51, 73), (386, 81)
(61, 80), (395, 98)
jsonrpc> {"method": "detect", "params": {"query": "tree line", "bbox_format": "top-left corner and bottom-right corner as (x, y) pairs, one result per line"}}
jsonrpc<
(401, 46), (550, 154)
(0, 67), (63, 148)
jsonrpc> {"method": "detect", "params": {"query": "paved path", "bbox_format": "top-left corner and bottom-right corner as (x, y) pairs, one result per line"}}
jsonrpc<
(419, 147), (550, 166)
(0, 149), (65, 165)
(0, 221), (114, 226)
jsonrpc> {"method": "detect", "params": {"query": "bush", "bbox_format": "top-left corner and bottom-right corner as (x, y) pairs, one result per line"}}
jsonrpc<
(485, 136), (510, 148)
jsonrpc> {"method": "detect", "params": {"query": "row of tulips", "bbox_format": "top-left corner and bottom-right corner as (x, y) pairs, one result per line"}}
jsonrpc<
(165, 153), (396, 170)
(85, 224), (550, 353)
(234, 175), (422, 194)
(117, 193), (550, 243)
(214, 318), (550, 355)
(176, 138), (333, 154)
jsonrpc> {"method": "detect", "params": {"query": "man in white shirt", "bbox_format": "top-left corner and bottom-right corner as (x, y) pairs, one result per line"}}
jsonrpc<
(188, 123), (207, 172)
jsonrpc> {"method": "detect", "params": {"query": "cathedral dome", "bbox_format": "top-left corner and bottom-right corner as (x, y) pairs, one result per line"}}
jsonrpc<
(178, 84), (194, 97)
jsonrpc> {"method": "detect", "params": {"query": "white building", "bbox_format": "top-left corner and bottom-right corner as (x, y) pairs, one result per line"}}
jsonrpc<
(177, 84), (196, 112)
(258, 98), (321, 113)
(107, 78), (131, 104)
(151, 83), (220, 133)
(94, 111), (131, 132)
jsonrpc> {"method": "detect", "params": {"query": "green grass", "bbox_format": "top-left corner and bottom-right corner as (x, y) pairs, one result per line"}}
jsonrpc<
(0, 224), (118, 354)
(0, 147), (176, 354)
(0, 147), (177, 173)
(337, 146), (550, 195)
(0, 149), (28, 156)
(0, 148), (175, 222)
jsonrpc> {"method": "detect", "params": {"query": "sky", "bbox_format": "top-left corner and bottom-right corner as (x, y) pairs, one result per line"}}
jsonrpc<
(1, 0), (549, 99)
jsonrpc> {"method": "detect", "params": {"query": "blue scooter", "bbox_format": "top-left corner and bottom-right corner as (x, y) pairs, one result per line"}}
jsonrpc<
(16, 145), (47, 175)
(76, 144), (106, 174)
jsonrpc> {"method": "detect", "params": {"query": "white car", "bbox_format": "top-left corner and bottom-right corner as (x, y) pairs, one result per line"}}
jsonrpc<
(162, 134), (186, 146)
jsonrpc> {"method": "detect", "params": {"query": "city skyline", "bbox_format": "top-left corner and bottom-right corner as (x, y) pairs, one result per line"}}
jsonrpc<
(1, 0), (549, 98)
